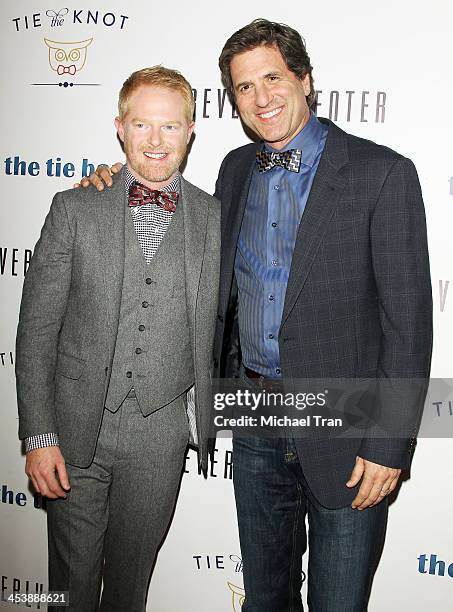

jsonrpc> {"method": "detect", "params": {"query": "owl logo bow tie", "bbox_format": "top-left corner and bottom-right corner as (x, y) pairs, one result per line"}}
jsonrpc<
(256, 148), (302, 173)
(57, 64), (76, 76)
(128, 182), (179, 212)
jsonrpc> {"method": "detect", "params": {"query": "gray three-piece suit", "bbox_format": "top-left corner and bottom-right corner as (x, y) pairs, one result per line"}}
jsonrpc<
(16, 167), (220, 611)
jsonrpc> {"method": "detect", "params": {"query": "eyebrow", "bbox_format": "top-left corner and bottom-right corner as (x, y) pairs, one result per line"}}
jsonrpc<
(235, 71), (282, 91)
(235, 80), (252, 91)
(130, 118), (182, 126)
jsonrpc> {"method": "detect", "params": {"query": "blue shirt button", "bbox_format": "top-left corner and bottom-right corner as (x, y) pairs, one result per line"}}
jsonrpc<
(276, 368), (281, 375)
(268, 295), (275, 302)
(272, 259), (278, 266)
(271, 222), (278, 228)
(273, 185), (280, 191)
(268, 333), (274, 339)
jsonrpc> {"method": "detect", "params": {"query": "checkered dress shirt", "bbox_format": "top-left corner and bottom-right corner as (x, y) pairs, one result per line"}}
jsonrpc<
(125, 169), (179, 263)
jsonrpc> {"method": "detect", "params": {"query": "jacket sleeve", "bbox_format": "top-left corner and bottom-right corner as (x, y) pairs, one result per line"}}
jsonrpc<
(16, 191), (74, 439)
(358, 156), (433, 469)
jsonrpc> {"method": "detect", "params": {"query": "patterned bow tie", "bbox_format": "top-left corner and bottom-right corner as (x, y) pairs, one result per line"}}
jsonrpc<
(128, 182), (179, 212)
(256, 148), (302, 173)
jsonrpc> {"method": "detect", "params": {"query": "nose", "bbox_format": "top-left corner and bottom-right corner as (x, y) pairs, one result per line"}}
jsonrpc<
(148, 126), (162, 148)
(254, 82), (272, 109)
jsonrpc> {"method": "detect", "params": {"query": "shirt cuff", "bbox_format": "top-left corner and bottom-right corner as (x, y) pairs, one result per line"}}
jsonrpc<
(24, 433), (60, 453)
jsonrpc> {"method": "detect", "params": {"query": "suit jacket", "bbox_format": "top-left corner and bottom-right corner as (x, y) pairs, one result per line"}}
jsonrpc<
(16, 168), (220, 471)
(213, 118), (432, 508)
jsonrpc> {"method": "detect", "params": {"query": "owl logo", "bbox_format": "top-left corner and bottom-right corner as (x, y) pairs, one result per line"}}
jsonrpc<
(44, 38), (93, 76)
(227, 582), (245, 611)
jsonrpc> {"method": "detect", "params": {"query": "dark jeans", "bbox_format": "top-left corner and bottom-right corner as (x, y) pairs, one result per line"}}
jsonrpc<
(233, 435), (388, 612)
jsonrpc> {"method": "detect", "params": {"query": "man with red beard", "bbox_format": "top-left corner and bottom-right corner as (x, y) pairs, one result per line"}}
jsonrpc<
(16, 66), (219, 612)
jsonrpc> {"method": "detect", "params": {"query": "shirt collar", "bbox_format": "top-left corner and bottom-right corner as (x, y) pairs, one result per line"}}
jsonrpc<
(264, 112), (324, 169)
(124, 166), (181, 194)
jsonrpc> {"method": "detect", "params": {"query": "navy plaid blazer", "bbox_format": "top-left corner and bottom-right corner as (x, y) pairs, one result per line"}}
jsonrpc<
(212, 118), (432, 508)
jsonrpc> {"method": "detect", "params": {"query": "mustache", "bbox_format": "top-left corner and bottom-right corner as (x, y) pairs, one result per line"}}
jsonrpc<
(140, 146), (174, 153)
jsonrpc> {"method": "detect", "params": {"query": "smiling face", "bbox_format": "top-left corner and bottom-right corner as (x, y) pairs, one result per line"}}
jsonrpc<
(115, 85), (194, 189)
(230, 44), (311, 149)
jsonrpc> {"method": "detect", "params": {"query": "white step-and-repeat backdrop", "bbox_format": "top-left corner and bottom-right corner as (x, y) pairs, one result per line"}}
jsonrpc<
(1, 1), (452, 610)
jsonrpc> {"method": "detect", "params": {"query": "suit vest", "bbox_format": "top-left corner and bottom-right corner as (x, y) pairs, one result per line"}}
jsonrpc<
(104, 200), (194, 415)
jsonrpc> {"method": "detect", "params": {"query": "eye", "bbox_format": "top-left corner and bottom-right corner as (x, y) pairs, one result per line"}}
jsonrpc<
(69, 49), (80, 62)
(163, 124), (177, 131)
(239, 84), (251, 94)
(55, 49), (65, 61)
(268, 75), (279, 82)
(135, 122), (145, 128)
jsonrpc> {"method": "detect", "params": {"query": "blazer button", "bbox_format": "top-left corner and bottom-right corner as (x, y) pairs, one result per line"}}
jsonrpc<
(213, 358), (219, 369)
(138, 324), (145, 331)
(135, 348), (143, 355)
(142, 301), (149, 308)
(217, 314), (224, 322)
(126, 371), (132, 378)
(145, 278), (152, 285)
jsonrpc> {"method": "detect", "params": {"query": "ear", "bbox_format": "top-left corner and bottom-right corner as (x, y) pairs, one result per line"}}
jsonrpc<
(115, 116), (125, 143)
(301, 73), (311, 97)
(186, 121), (195, 144)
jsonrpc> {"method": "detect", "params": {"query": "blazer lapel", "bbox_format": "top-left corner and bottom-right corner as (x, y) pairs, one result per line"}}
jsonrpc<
(281, 120), (349, 326)
(180, 177), (208, 339)
(220, 143), (259, 310)
(94, 168), (126, 348)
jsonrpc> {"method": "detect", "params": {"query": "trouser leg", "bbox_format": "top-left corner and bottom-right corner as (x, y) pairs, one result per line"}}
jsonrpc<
(99, 396), (189, 612)
(307, 489), (388, 612)
(47, 407), (118, 611)
(233, 436), (307, 612)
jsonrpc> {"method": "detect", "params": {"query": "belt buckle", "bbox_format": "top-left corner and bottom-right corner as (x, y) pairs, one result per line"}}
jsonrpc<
(259, 376), (279, 393)
(256, 375), (266, 391)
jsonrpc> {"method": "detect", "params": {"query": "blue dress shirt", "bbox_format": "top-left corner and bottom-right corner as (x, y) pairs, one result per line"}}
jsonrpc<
(235, 113), (328, 378)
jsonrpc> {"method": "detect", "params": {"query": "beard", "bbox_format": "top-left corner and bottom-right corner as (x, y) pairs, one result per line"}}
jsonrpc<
(125, 142), (187, 186)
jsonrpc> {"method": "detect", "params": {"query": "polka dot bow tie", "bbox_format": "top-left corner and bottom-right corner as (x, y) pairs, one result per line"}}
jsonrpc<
(128, 182), (179, 212)
(256, 148), (302, 173)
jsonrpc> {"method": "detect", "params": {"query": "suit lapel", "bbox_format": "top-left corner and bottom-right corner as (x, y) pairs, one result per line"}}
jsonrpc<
(220, 143), (259, 309)
(94, 168), (126, 344)
(180, 177), (208, 338)
(281, 120), (349, 326)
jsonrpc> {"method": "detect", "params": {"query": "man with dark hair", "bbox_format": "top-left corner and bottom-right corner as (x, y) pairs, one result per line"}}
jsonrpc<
(82, 19), (432, 611)
(213, 18), (431, 611)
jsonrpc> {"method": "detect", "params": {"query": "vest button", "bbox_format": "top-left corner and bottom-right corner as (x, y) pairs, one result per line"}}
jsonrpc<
(135, 348), (142, 355)
(138, 324), (145, 331)
(126, 371), (132, 378)
(142, 301), (149, 308)
(145, 277), (152, 285)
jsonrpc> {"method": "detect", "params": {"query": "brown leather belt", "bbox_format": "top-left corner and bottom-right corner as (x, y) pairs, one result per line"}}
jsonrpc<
(243, 366), (264, 379)
(243, 367), (283, 391)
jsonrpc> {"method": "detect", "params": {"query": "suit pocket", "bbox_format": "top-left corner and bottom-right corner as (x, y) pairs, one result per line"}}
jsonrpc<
(56, 352), (86, 380)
